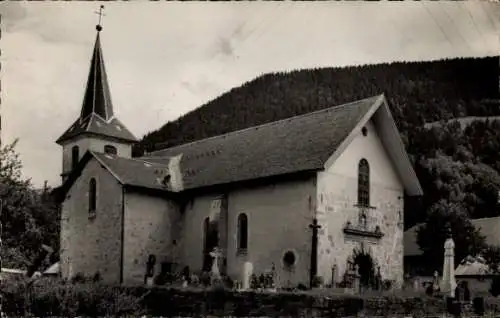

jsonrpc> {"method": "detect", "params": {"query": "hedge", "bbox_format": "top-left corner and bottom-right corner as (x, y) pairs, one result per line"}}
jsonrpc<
(3, 278), (500, 317)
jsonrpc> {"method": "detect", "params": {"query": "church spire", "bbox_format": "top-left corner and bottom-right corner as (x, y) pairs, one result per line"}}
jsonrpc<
(56, 6), (137, 146)
(81, 5), (113, 121)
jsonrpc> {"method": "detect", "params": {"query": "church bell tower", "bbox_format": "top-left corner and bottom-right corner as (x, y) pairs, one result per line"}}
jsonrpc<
(56, 10), (137, 183)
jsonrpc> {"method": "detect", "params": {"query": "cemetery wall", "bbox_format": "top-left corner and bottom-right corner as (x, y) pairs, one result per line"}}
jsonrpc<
(316, 120), (405, 287)
(2, 281), (469, 317)
(60, 158), (123, 284)
(122, 192), (181, 285)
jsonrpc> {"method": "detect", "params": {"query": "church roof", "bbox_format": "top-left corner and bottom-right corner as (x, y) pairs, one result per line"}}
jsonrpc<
(58, 151), (175, 196)
(59, 94), (423, 197)
(93, 152), (173, 191)
(56, 31), (137, 145)
(144, 94), (400, 191)
(56, 115), (137, 145)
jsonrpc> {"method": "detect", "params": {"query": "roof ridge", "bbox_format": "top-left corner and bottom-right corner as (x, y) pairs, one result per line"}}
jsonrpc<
(151, 94), (382, 154)
(95, 151), (169, 167)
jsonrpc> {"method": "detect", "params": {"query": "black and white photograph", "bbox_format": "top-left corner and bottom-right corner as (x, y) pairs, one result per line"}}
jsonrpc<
(0, 1), (499, 316)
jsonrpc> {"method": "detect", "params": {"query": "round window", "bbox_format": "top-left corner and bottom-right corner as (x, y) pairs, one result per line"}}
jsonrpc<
(283, 250), (296, 267)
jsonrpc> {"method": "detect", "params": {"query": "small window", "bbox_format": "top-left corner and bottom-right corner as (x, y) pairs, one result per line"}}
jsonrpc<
(362, 126), (368, 136)
(71, 146), (80, 170)
(357, 159), (370, 207)
(89, 178), (97, 218)
(104, 145), (117, 155)
(237, 213), (248, 251)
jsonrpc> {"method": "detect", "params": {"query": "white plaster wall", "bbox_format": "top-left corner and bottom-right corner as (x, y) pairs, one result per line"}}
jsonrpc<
(226, 178), (316, 288)
(316, 120), (405, 288)
(177, 194), (214, 273)
(61, 136), (132, 176)
(122, 192), (180, 285)
(60, 158), (123, 283)
(179, 177), (316, 288)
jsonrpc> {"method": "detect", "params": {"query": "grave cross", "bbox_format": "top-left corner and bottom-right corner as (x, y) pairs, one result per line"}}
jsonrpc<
(210, 247), (222, 278)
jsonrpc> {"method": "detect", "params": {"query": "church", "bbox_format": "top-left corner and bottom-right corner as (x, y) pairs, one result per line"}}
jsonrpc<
(56, 24), (423, 289)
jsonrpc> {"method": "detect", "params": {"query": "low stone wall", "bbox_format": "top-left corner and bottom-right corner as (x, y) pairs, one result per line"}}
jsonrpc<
(2, 278), (498, 317)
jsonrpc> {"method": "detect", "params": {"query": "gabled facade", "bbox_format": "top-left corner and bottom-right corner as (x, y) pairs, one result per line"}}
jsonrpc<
(57, 24), (423, 289)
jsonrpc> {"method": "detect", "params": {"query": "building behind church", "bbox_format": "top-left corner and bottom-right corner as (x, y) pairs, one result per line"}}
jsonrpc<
(56, 25), (423, 289)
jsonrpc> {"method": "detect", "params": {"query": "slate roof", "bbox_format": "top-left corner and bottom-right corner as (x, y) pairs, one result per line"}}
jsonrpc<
(142, 95), (381, 190)
(93, 152), (173, 191)
(56, 115), (137, 145)
(404, 217), (500, 257)
(56, 31), (137, 144)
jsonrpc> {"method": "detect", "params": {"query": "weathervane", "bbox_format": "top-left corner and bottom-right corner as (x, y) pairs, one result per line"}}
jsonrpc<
(95, 5), (105, 32)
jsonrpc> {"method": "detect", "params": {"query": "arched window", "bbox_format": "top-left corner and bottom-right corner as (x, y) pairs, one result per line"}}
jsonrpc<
(89, 178), (97, 218)
(71, 146), (79, 170)
(357, 159), (370, 207)
(237, 213), (248, 251)
(104, 145), (117, 155)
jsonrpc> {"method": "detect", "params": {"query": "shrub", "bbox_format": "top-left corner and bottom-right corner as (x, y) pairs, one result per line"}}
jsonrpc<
(312, 276), (324, 288)
(1, 278), (146, 316)
(382, 279), (393, 291)
(199, 272), (211, 287)
(223, 275), (234, 289)
(71, 272), (87, 284)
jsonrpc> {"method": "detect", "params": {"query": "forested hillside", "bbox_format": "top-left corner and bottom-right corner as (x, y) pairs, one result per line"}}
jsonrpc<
(136, 56), (500, 270)
(135, 56), (499, 155)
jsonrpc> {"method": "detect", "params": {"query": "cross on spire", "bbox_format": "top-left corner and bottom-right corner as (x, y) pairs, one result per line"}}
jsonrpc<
(95, 5), (105, 32)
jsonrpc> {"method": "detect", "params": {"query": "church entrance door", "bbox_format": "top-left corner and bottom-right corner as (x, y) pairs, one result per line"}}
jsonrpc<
(353, 252), (375, 289)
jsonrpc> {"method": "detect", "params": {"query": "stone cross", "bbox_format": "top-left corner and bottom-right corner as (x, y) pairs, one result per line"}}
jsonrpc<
(210, 247), (222, 279)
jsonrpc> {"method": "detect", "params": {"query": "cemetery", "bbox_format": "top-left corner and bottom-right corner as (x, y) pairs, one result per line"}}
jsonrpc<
(3, 226), (500, 317)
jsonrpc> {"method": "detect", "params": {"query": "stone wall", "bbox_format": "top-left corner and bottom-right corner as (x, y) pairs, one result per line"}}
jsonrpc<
(61, 135), (132, 178)
(60, 158), (123, 283)
(122, 191), (181, 285)
(316, 120), (405, 288)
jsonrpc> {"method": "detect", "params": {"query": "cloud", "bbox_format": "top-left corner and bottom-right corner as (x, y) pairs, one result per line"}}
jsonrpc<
(2, 1), (498, 188)
(0, 2), (28, 32)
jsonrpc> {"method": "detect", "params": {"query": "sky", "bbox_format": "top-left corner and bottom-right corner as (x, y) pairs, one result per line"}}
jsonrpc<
(1, 1), (499, 188)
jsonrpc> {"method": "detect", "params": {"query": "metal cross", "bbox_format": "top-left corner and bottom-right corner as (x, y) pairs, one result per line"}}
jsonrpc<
(95, 5), (106, 27)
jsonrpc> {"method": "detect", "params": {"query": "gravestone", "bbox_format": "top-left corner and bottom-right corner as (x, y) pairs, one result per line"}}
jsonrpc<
(432, 270), (440, 292)
(331, 264), (337, 287)
(242, 261), (253, 290)
(144, 255), (156, 286)
(413, 277), (421, 291)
